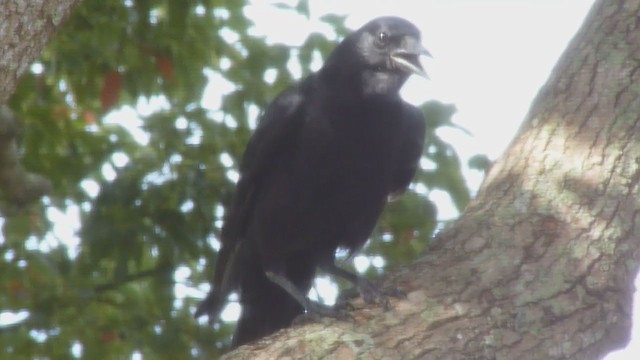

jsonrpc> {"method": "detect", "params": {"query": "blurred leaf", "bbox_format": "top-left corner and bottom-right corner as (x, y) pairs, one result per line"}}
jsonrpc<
(469, 154), (492, 173)
(101, 70), (123, 112)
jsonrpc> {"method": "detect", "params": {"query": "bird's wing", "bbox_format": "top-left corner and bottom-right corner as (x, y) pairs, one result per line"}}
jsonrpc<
(389, 104), (426, 197)
(195, 80), (309, 320)
(223, 82), (308, 241)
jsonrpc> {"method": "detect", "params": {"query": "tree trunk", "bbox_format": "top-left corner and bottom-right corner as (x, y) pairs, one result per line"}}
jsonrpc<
(223, 0), (640, 359)
(0, 0), (79, 103)
(0, 0), (78, 207)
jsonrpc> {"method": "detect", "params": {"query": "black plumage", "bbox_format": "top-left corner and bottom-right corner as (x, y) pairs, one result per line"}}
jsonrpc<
(195, 16), (430, 347)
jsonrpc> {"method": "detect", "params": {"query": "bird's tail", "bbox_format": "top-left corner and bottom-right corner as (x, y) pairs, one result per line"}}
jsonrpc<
(194, 289), (225, 322)
(232, 257), (315, 348)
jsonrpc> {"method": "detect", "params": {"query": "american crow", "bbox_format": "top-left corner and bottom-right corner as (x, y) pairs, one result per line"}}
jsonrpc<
(195, 16), (430, 347)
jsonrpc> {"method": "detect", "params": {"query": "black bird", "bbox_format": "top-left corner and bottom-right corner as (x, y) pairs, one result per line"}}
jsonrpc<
(195, 16), (430, 347)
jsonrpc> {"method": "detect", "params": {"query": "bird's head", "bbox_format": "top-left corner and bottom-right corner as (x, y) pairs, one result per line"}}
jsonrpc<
(324, 17), (431, 95)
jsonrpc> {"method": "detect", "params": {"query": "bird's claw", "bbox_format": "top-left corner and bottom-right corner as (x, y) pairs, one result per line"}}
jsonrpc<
(339, 280), (406, 311)
(293, 301), (353, 326)
(309, 300), (353, 319)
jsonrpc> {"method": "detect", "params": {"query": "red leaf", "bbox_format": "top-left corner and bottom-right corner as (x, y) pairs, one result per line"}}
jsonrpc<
(100, 331), (119, 343)
(156, 56), (174, 82)
(101, 70), (122, 112)
(82, 111), (98, 125)
(52, 105), (70, 121)
(8, 280), (25, 297)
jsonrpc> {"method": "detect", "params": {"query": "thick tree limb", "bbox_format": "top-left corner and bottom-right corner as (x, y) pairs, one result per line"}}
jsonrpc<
(0, 0), (80, 103)
(222, 0), (640, 358)
(0, 0), (80, 207)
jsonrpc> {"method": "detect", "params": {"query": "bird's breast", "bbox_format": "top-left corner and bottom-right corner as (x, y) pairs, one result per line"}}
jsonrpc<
(291, 105), (402, 212)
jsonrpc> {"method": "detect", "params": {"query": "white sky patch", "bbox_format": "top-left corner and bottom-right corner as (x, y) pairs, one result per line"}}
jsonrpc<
(287, 50), (303, 79)
(80, 179), (100, 198)
(174, 282), (202, 301)
(0, 311), (29, 327)
(168, 153), (182, 164)
(101, 163), (117, 182)
(47, 205), (82, 257)
(428, 189), (459, 220)
(180, 199), (194, 213)
(103, 106), (150, 145)
(142, 161), (177, 186)
(313, 276), (339, 305)
(207, 233), (221, 251)
(219, 27), (240, 44)
(219, 57), (232, 71)
(201, 69), (236, 111)
(30, 62), (44, 74)
(29, 329), (48, 343)
(224, 116), (238, 129)
(226, 169), (240, 183)
(371, 256), (385, 269)
(219, 152), (234, 168)
(71, 341), (83, 358)
(220, 302), (241, 322)
(215, 204), (224, 217)
(137, 95), (170, 116)
(185, 123), (204, 145)
(175, 116), (188, 130)
(246, 104), (261, 130)
(263, 68), (278, 84)
(245, 1), (337, 46)
(420, 157), (437, 171)
(3, 249), (14, 261)
(606, 274), (640, 359)
(353, 255), (371, 273)
(111, 152), (130, 168)
(174, 266), (191, 282)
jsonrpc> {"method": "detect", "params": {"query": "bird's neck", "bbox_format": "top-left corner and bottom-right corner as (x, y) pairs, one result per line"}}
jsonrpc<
(319, 65), (405, 100)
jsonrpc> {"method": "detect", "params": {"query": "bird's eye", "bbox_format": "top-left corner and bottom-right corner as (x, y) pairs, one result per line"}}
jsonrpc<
(376, 31), (389, 47)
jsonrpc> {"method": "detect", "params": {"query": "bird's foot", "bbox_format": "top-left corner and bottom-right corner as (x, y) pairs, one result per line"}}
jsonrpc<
(309, 300), (353, 319)
(293, 301), (353, 326)
(339, 279), (406, 311)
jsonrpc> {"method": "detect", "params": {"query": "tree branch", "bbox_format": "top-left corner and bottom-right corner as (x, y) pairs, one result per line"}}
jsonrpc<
(0, 105), (51, 209)
(0, 0), (80, 103)
(93, 265), (173, 294)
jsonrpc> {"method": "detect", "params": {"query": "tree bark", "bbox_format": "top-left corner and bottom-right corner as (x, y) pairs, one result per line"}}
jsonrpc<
(223, 0), (640, 359)
(0, 0), (79, 103)
(0, 0), (79, 207)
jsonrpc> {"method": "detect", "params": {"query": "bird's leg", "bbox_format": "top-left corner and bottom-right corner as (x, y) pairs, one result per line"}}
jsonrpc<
(322, 263), (404, 310)
(322, 263), (384, 305)
(264, 270), (348, 319)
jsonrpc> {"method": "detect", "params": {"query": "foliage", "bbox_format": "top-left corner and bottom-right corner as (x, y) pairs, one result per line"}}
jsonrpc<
(0, 0), (470, 357)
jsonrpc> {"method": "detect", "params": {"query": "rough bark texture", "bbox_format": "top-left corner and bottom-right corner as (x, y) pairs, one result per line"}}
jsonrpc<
(0, 0), (79, 103)
(223, 0), (640, 359)
(0, 0), (79, 207)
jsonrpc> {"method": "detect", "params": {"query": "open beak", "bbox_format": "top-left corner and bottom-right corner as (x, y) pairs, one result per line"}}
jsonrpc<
(390, 37), (431, 79)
